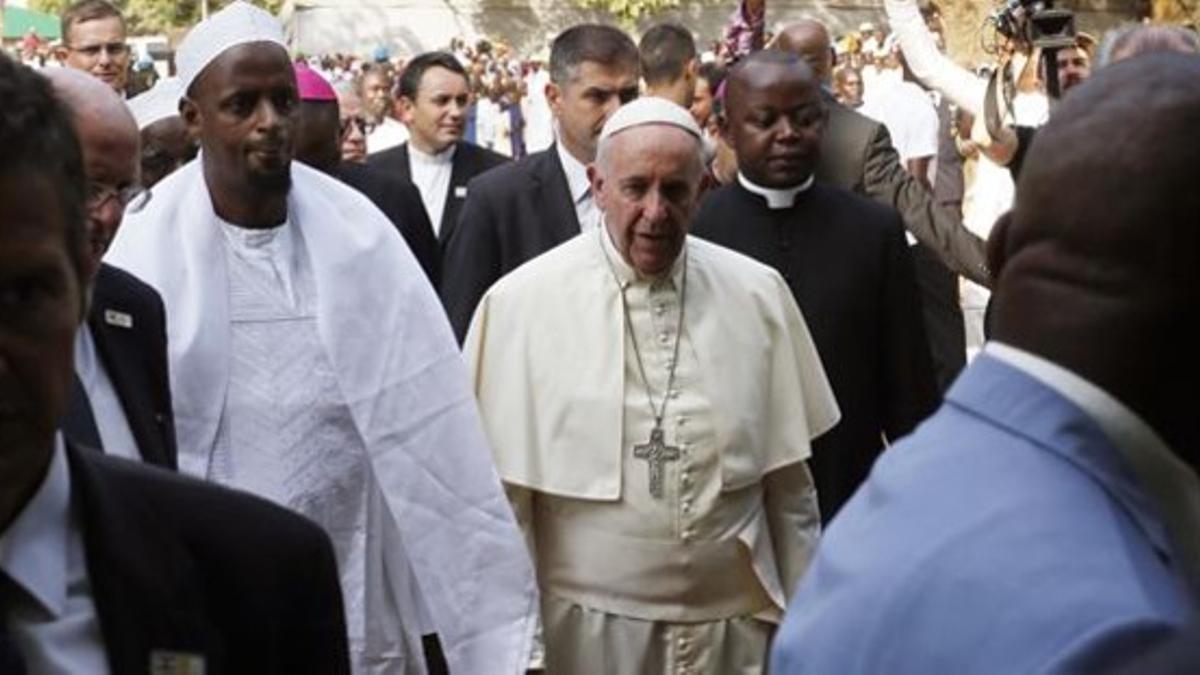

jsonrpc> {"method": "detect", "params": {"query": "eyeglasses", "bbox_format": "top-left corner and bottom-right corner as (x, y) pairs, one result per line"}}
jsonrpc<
(66, 42), (129, 59)
(340, 115), (374, 137)
(87, 182), (151, 214)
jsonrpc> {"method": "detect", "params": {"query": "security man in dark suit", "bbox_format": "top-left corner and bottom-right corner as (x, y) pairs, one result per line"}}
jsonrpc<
(0, 51), (350, 675)
(368, 51), (509, 249)
(439, 25), (640, 341)
(45, 67), (177, 469)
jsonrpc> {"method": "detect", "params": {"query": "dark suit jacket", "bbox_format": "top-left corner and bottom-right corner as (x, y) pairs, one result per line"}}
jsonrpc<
(440, 146), (580, 341)
(74, 263), (177, 469)
(367, 140), (509, 247)
(66, 441), (350, 674)
(818, 94), (990, 286)
(332, 161), (441, 287)
(693, 182), (938, 519)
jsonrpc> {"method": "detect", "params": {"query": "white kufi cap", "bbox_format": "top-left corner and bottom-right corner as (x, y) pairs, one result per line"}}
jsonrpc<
(176, 1), (286, 97)
(598, 96), (702, 145)
(126, 77), (182, 130)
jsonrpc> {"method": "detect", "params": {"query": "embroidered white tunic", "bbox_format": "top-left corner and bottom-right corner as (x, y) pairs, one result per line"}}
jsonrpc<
(466, 230), (840, 674)
(208, 219), (383, 668)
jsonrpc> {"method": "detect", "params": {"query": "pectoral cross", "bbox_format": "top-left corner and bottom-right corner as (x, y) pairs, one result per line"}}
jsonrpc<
(633, 427), (680, 499)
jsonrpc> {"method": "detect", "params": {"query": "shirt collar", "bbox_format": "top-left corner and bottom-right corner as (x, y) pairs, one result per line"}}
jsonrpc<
(597, 224), (686, 290)
(0, 435), (72, 618)
(986, 341), (1200, 587)
(737, 172), (815, 209)
(556, 142), (593, 204)
(409, 142), (456, 166)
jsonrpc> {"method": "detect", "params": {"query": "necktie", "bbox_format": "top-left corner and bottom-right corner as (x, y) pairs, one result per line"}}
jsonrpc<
(63, 374), (104, 451)
(0, 572), (29, 675)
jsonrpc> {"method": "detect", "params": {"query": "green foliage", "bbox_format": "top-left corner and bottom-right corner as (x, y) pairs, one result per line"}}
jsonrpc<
(31, 0), (283, 35)
(576, 0), (681, 24)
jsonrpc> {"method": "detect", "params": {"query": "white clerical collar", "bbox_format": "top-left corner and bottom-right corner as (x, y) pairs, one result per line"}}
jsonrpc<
(0, 435), (71, 617)
(556, 141), (592, 205)
(409, 142), (456, 166)
(986, 341), (1200, 585)
(597, 224), (686, 289)
(737, 172), (815, 209)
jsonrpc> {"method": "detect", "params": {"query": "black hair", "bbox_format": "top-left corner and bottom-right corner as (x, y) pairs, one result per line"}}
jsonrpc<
(0, 53), (88, 276)
(397, 51), (468, 100)
(639, 23), (696, 87)
(549, 24), (639, 85)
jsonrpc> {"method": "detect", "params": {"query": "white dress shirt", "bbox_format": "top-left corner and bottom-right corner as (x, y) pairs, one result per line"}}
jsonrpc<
(737, 172), (814, 209)
(556, 141), (600, 231)
(408, 143), (456, 237)
(72, 325), (141, 461)
(0, 436), (110, 674)
(367, 117), (408, 155)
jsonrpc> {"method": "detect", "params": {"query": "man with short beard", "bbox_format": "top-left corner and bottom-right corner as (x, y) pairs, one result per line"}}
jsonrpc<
(104, 4), (538, 673)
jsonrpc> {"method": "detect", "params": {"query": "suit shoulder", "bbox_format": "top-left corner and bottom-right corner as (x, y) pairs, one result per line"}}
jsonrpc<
(829, 101), (885, 140)
(814, 183), (905, 231)
(458, 141), (510, 171)
(78, 450), (329, 552)
(466, 148), (549, 193)
(93, 263), (165, 312)
(366, 143), (406, 169)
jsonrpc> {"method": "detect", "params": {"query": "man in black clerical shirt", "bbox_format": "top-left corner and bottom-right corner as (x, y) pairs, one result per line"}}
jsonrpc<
(0, 52), (349, 674)
(692, 51), (938, 521)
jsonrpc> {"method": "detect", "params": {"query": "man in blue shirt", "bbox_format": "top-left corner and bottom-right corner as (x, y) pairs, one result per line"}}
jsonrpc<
(771, 52), (1200, 674)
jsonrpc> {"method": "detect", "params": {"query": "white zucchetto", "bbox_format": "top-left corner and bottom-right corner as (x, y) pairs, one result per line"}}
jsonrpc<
(126, 77), (182, 130)
(598, 96), (703, 145)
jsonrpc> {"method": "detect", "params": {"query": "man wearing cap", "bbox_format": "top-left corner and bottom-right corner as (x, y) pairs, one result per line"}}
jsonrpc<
(464, 97), (839, 674)
(126, 77), (196, 188)
(104, 4), (538, 674)
(292, 62), (441, 286)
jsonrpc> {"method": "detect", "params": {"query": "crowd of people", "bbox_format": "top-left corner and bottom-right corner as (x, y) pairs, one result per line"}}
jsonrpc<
(2, 0), (1199, 673)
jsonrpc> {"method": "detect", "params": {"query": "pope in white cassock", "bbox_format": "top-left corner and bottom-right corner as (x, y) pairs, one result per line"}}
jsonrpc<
(464, 97), (841, 673)
(104, 4), (539, 674)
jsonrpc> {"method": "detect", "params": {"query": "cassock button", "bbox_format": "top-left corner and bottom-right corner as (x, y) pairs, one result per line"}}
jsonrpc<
(669, 389), (680, 399)
(658, 332), (670, 345)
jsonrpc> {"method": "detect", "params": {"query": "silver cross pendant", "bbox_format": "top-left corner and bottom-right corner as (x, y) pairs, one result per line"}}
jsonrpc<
(633, 426), (680, 499)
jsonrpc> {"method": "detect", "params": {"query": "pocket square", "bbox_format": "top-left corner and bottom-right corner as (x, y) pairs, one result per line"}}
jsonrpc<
(149, 650), (206, 675)
(454, 185), (468, 198)
(104, 309), (134, 329)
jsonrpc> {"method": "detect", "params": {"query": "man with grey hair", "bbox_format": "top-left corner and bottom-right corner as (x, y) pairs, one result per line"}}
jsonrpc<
(442, 24), (640, 341)
(464, 97), (839, 674)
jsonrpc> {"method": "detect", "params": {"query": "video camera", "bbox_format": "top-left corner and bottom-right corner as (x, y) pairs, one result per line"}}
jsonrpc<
(987, 0), (1077, 50)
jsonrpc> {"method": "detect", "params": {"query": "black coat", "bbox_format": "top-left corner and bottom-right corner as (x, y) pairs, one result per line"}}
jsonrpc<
(367, 141), (509, 247)
(440, 146), (580, 341)
(818, 95), (990, 286)
(693, 182), (939, 520)
(66, 440), (350, 674)
(65, 263), (177, 469)
(333, 161), (441, 288)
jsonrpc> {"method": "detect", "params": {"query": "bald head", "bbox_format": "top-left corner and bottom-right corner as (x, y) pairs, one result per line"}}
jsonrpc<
(773, 20), (833, 82)
(45, 67), (139, 277)
(991, 52), (1200, 459)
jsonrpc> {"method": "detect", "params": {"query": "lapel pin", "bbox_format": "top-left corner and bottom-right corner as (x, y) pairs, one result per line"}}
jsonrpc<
(454, 186), (468, 198)
(104, 309), (134, 329)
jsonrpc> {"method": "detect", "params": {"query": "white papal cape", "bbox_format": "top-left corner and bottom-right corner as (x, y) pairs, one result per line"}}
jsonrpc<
(464, 231), (840, 671)
(105, 160), (538, 674)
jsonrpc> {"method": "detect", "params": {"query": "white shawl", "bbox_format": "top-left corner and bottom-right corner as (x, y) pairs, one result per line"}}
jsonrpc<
(105, 159), (538, 674)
